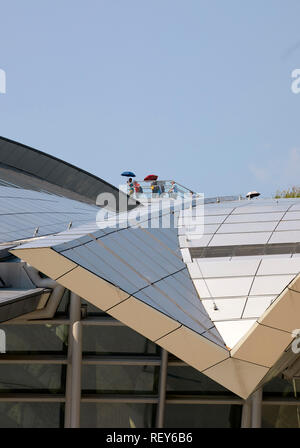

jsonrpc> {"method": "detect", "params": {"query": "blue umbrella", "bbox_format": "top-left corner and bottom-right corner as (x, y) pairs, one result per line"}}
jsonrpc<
(121, 171), (136, 177)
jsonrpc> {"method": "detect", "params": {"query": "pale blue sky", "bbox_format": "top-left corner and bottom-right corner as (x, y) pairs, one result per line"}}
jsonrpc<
(1, 0), (300, 198)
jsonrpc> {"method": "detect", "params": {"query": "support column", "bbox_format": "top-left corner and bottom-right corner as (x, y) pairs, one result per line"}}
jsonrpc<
(156, 349), (168, 428)
(241, 397), (252, 428)
(64, 292), (82, 428)
(70, 320), (82, 428)
(251, 388), (263, 428)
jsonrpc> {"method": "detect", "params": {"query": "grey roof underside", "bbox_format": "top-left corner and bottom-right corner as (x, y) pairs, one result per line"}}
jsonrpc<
(0, 288), (49, 323)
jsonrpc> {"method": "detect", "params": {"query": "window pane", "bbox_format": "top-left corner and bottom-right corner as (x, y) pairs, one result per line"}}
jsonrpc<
(164, 404), (242, 428)
(263, 377), (295, 398)
(80, 403), (156, 428)
(0, 403), (63, 428)
(167, 366), (234, 395)
(82, 326), (158, 355)
(0, 364), (65, 393)
(82, 365), (158, 394)
(262, 405), (300, 428)
(1, 324), (68, 354)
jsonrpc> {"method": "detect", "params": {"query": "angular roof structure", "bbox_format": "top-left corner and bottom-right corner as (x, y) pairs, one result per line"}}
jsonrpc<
(1, 136), (300, 399)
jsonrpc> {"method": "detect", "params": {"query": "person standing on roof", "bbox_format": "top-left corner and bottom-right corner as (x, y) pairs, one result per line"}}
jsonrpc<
(168, 180), (178, 199)
(133, 180), (143, 198)
(127, 178), (134, 196)
(151, 180), (160, 198)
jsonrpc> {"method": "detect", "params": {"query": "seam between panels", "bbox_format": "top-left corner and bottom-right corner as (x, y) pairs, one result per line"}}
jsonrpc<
(86, 236), (215, 328)
(56, 243), (141, 294)
(201, 218), (300, 225)
(199, 332), (227, 350)
(93, 205), (179, 243)
(104, 295), (132, 313)
(288, 286), (300, 294)
(257, 321), (295, 336)
(205, 206), (238, 249)
(53, 244), (216, 335)
(54, 243), (208, 326)
(200, 356), (231, 374)
(205, 317), (262, 325)
(187, 273), (298, 280)
(240, 259), (263, 319)
(57, 231), (110, 252)
(202, 350), (271, 373)
(147, 281), (216, 333)
(154, 325), (183, 343)
(55, 265), (78, 281)
(265, 203), (295, 245)
(132, 282), (214, 336)
(226, 355), (271, 370)
(138, 227), (182, 260)
(122, 226), (183, 272)
(88, 233), (171, 287)
(130, 267), (187, 295)
(52, 247), (143, 292)
(195, 263), (218, 311)
(91, 227), (183, 283)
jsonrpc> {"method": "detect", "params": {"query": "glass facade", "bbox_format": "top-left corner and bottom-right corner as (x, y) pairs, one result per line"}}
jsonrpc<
(0, 294), (299, 428)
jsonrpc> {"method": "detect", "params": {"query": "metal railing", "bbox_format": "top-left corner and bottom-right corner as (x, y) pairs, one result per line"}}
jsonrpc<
(123, 180), (194, 201)
(122, 180), (243, 204)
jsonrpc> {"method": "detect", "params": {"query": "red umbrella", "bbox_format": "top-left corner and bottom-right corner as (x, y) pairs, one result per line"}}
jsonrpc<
(144, 174), (158, 181)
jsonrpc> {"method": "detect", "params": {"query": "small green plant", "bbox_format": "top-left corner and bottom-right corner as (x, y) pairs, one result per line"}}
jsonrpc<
(274, 186), (300, 198)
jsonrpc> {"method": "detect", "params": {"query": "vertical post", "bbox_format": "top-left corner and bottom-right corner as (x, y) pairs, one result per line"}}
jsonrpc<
(70, 320), (82, 428)
(251, 388), (263, 428)
(156, 349), (168, 428)
(241, 397), (252, 428)
(64, 292), (82, 428)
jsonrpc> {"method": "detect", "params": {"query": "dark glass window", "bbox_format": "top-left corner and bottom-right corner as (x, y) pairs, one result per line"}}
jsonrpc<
(0, 403), (64, 428)
(262, 405), (300, 428)
(82, 365), (158, 394)
(166, 366), (233, 396)
(164, 404), (242, 428)
(82, 326), (158, 355)
(263, 376), (296, 398)
(0, 364), (65, 393)
(1, 324), (68, 354)
(80, 403), (156, 428)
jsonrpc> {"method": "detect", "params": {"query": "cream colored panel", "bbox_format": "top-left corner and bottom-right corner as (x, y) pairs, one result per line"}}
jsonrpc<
(231, 323), (292, 367)
(57, 266), (129, 311)
(203, 358), (269, 399)
(157, 325), (229, 372)
(258, 288), (300, 333)
(10, 248), (77, 280)
(108, 297), (181, 341)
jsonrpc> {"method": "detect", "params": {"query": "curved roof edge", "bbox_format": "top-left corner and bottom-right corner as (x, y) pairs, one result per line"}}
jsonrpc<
(0, 136), (138, 209)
